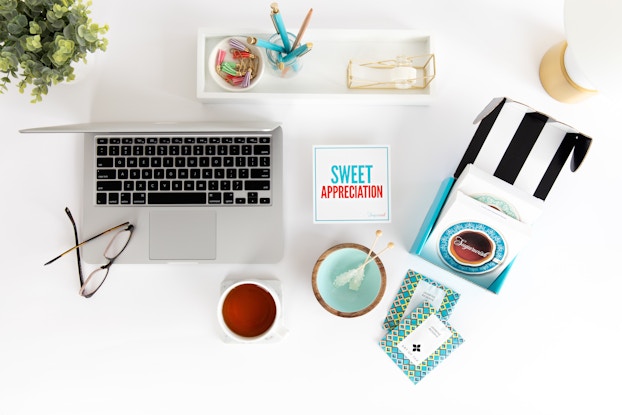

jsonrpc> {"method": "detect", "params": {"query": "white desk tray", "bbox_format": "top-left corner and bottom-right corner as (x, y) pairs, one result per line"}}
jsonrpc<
(197, 28), (434, 105)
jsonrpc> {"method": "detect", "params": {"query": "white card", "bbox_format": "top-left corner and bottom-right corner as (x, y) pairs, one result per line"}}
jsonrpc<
(397, 314), (452, 365)
(313, 145), (390, 223)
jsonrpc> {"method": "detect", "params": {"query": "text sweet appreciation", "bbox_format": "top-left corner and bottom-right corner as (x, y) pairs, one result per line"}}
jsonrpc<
(313, 146), (390, 222)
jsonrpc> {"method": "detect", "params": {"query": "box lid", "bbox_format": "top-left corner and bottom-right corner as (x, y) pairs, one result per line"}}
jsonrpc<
(454, 97), (592, 200)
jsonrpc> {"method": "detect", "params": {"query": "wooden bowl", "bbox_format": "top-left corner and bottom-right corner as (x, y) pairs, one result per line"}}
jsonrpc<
(311, 243), (386, 318)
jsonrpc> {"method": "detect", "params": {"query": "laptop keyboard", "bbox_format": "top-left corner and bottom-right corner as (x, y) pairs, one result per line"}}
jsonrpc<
(94, 134), (272, 206)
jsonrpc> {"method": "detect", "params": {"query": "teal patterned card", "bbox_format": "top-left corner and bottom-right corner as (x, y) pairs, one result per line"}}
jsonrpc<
(380, 303), (464, 386)
(383, 270), (460, 331)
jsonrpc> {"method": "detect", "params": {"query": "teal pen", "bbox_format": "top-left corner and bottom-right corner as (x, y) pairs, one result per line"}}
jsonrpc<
(270, 3), (291, 52)
(280, 42), (312, 63)
(247, 36), (286, 53)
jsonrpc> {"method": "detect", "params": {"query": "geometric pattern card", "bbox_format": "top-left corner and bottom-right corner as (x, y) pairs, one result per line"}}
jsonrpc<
(380, 302), (464, 386)
(382, 269), (460, 331)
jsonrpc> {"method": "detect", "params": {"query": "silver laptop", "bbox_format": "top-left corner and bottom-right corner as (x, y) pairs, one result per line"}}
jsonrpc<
(22, 121), (284, 264)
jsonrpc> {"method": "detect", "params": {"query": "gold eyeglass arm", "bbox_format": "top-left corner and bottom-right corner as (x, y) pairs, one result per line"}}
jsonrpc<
(44, 221), (130, 266)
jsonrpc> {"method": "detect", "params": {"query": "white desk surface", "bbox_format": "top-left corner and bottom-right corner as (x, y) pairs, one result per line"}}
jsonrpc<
(2, 1), (620, 414)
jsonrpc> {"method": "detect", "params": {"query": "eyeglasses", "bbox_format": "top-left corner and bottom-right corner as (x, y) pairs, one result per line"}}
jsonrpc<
(45, 207), (134, 298)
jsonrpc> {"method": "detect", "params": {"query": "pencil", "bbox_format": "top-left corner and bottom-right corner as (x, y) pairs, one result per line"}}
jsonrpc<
(291, 8), (313, 51)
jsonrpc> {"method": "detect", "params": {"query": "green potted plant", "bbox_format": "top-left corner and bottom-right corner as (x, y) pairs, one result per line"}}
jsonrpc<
(0, 0), (108, 103)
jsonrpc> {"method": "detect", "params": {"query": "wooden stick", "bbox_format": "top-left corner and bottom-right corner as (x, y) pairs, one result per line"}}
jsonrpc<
(360, 242), (394, 268)
(362, 229), (382, 266)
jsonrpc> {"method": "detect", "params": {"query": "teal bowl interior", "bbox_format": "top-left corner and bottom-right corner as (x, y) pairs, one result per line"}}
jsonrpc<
(312, 243), (386, 317)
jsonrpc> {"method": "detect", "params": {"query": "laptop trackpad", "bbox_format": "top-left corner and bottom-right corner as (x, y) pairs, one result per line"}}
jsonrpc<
(149, 211), (217, 260)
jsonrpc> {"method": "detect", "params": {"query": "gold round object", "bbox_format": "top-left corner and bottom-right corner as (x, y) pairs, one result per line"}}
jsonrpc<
(539, 41), (598, 104)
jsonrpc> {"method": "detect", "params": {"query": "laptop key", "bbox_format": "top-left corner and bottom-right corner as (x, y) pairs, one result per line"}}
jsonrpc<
(108, 193), (119, 204)
(133, 193), (146, 204)
(253, 145), (270, 155)
(245, 180), (270, 191)
(97, 181), (122, 191)
(148, 193), (207, 204)
(208, 192), (222, 204)
(97, 169), (116, 179)
(250, 168), (270, 178)
(97, 158), (113, 167)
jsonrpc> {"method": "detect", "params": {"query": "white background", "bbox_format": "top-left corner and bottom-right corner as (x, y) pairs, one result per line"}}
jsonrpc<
(1, 1), (620, 414)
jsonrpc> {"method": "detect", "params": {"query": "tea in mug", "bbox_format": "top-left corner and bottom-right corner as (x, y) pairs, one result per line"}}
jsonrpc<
(221, 283), (277, 338)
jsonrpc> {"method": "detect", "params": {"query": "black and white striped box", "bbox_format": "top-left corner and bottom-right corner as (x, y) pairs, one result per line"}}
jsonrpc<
(455, 97), (591, 200)
(412, 97), (592, 293)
